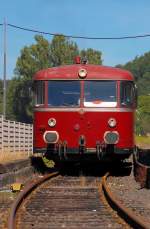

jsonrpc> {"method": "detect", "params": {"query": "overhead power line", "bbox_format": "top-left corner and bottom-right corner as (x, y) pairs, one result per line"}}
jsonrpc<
(0, 22), (149, 40)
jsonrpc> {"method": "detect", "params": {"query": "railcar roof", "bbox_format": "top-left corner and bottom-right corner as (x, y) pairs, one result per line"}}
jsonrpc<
(33, 64), (134, 81)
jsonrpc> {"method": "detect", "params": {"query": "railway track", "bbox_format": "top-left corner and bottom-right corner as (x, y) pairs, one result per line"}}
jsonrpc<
(8, 167), (149, 229)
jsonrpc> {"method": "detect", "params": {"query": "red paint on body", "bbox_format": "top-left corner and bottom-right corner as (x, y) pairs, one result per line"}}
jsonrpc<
(34, 64), (134, 81)
(34, 111), (134, 149)
(33, 63), (136, 159)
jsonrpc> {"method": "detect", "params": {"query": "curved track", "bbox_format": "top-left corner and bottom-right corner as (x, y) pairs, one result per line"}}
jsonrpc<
(102, 173), (150, 229)
(8, 169), (149, 229)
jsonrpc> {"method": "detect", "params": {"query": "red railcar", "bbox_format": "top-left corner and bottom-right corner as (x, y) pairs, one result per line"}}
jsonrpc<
(33, 58), (137, 162)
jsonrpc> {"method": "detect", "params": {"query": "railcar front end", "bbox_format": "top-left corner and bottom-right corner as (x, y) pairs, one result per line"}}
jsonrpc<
(33, 63), (137, 162)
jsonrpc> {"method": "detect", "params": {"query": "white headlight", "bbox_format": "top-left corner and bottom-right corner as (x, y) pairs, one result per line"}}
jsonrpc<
(78, 69), (87, 78)
(48, 118), (56, 127)
(104, 131), (119, 144)
(108, 118), (117, 128)
(43, 131), (59, 143)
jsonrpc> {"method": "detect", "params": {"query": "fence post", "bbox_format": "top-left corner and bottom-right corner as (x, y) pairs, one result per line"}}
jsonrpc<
(13, 121), (15, 153)
(28, 124), (30, 157)
(19, 122), (20, 153)
(2, 115), (4, 155)
(8, 119), (10, 153)
(31, 124), (33, 155)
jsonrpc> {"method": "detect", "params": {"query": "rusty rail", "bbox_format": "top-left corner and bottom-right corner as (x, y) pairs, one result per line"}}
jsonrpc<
(133, 148), (150, 188)
(8, 169), (150, 229)
(8, 171), (59, 229)
(102, 173), (150, 229)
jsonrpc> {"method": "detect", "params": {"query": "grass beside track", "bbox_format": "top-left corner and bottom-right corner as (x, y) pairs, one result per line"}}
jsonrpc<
(0, 151), (30, 164)
(135, 136), (150, 149)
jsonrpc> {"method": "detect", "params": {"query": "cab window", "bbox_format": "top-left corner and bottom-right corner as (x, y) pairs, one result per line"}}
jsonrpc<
(84, 81), (117, 107)
(48, 81), (80, 107)
(120, 81), (136, 107)
(34, 81), (45, 105)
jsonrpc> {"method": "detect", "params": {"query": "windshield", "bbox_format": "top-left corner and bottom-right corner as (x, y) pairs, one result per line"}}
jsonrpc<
(48, 81), (80, 107)
(84, 81), (117, 107)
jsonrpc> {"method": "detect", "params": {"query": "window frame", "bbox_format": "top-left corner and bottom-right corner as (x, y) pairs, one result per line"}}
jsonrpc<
(34, 81), (45, 106)
(120, 81), (137, 108)
(83, 80), (117, 108)
(47, 80), (81, 107)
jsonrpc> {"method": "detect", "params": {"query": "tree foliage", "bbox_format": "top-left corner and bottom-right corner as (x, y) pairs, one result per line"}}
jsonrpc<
(15, 35), (51, 79)
(80, 48), (102, 65)
(117, 52), (150, 135)
(50, 35), (79, 66)
(6, 78), (33, 122)
(7, 35), (102, 122)
(136, 95), (150, 135)
(116, 51), (150, 96)
(4, 34), (150, 136)
(138, 72), (150, 95)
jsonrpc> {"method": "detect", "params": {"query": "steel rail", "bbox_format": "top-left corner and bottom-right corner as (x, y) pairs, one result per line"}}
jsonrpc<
(102, 173), (150, 229)
(133, 149), (150, 189)
(8, 171), (59, 229)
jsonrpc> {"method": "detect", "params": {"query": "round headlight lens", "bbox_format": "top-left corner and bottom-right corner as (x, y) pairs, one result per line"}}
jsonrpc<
(48, 118), (56, 127)
(43, 131), (59, 143)
(104, 131), (119, 144)
(108, 118), (117, 128)
(78, 69), (87, 78)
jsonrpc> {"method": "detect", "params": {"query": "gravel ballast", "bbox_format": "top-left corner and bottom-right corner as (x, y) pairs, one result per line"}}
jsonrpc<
(107, 167), (150, 226)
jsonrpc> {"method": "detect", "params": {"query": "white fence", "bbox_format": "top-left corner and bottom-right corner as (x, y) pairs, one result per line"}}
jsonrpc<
(0, 115), (33, 155)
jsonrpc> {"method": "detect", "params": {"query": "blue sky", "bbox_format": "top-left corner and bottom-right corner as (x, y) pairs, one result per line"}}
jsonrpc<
(1, 0), (150, 79)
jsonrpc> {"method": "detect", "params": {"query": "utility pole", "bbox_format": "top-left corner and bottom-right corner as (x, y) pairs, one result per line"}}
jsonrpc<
(3, 19), (7, 119)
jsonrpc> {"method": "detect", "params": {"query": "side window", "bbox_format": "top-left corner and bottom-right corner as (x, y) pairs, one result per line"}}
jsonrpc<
(35, 81), (45, 105)
(120, 81), (136, 107)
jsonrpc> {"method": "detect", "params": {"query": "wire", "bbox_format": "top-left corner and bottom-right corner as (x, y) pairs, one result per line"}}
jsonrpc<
(4, 23), (150, 40)
(8, 23), (59, 36)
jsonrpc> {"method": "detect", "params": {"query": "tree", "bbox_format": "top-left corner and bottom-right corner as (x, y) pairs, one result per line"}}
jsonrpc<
(12, 35), (80, 122)
(117, 52), (150, 135)
(138, 72), (150, 95)
(6, 78), (33, 122)
(136, 95), (150, 135)
(10, 35), (52, 122)
(15, 35), (51, 80)
(9, 35), (103, 122)
(80, 48), (102, 65)
(116, 51), (150, 91)
(50, 35), (79, 66)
